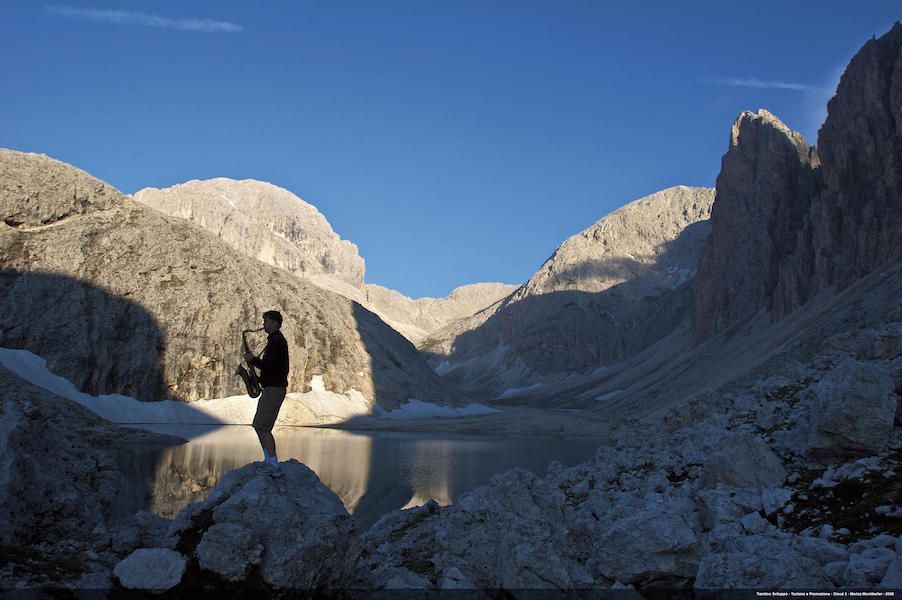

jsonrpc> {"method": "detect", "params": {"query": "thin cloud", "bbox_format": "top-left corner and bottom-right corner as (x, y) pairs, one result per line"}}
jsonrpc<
(46, 5), (242, 33)
(708, 77), (818, 92)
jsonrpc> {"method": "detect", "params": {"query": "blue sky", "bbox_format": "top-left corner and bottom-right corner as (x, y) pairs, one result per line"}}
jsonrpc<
(1, 2), (898, 298)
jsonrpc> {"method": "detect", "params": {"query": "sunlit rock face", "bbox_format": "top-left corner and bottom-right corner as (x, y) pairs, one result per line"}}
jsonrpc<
(135, 179), (516, 345)
(423, 185), (715, 397)
(695, 23), (902, 341)
(356, 281), (520, 346)
(134, 178), (365, 287)
(0, 149), (454, 407)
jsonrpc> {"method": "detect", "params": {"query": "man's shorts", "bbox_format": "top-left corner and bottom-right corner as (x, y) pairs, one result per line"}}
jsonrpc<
(252, 386), (287, 431)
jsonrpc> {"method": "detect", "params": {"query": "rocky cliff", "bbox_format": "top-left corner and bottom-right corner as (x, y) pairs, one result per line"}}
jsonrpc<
(135, 179), (516, 345)
(0, 150), (453, 408)
(134, 178), (365, 287)
(423, 186), (715, 397)
(695, 22), (902, 340)
(693, 110), (821, 340)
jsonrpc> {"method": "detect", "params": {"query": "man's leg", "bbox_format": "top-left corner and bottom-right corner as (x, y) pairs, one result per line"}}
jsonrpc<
(252, 386), (286, 465)
(254, 426), (277, 459)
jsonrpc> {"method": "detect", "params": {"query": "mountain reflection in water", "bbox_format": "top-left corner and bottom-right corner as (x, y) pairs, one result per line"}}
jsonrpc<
(119, 425), (603, 528)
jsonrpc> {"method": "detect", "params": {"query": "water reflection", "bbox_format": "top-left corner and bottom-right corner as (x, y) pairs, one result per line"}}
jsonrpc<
(122, 425), (602, 528)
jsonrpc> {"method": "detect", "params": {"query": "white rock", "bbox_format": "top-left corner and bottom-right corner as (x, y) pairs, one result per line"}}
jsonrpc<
(699, 431), (787, 489)
(881, 556), (902, 588)
(852, 534), (899, 553)
(170, 460), (356, 589)
(740, 512), (767, 535)
(761, 488), (794, 516)
(806, 358), (896, 459)
(822, 560), (848, 586)
(695, 534), (829, 588)
(593, 497), (701, 583)
(790, 536), (849, 565)
(113, 548), (187, 592)
(844, 547), (896, 586)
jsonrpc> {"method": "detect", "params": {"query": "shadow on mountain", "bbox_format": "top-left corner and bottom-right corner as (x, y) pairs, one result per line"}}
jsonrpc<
(0, 268), (173, 402)
(424, 221), (711, 400)
(0, 269), (216, 519)
(347, 300), (462, 409)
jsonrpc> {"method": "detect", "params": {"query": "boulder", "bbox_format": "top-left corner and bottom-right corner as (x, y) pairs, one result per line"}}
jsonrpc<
(695, 533), (830, 589)
(844, 547), (896, 587)
(698, 431), (787, 489)
(591, 495), (701, 584)
(806, 358), (896, 459)
(881, 556), (902, 588)
(113, 548), (187, 592)
(171, 460), (356, 589)
(196, 523), (264, 582)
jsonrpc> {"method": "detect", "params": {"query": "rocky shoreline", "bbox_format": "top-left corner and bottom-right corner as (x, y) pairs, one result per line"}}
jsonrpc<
(5, 312), (897, 591)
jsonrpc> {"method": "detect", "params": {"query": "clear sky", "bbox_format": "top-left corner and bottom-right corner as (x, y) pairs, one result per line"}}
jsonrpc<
(1, 2), (898, 298)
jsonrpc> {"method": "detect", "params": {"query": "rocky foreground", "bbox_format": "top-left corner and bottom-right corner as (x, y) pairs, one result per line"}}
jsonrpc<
(5, 311), (896, 591)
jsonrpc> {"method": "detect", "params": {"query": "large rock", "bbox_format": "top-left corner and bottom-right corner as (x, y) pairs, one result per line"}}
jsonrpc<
(113, 548), (187, 592)
(196, 523), (263, 582)
(170, 460), (357, 589)
(695, 533), (831, 589)
(0, 149), (455, 408)
(0, 149), (120, 227)
(806, 358), (896, 459)
(0, 366), (180, 586)
(698, 431), (787, 489)
(424, 185), (715, 397)
(355, 468), (593, 589)
(693, 110), (820, 341)
(591, 495), (701, 584)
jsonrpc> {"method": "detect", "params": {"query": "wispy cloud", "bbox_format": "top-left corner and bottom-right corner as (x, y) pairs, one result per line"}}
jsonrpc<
(707, 77), (817, 92)
(46, 5), (243, 33)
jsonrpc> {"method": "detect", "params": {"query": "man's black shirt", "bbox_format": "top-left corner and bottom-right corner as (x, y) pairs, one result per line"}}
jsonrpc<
(250, 329), (289, 388)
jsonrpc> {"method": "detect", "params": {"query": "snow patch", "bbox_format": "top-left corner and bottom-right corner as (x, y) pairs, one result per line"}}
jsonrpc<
(218, 194), (237, 209)
(433, 360), (452, 375)
(496, 383), (543, 399)
(0, 348), (371, 426)
(375, 398), (501, 420)
(666, 265), (694, 289)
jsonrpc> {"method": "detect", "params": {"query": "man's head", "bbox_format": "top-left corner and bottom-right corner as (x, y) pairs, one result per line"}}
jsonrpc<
(262, 310), (283, 334)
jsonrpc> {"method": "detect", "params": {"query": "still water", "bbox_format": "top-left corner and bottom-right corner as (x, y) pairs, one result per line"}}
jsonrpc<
(116, 425), (604, 528)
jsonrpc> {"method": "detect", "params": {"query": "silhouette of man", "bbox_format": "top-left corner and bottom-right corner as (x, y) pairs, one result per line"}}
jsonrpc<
(245, 310), (289, 467)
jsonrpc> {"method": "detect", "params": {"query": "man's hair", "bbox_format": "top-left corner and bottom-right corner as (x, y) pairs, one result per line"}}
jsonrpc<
(263, 310), (283, 327)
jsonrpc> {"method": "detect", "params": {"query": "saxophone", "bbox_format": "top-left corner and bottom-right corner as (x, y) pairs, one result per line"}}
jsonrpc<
(235, 327), (264, 398)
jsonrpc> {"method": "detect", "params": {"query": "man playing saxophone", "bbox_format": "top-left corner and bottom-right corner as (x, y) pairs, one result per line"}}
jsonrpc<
(244, 310), (289, 467)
